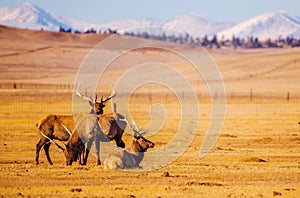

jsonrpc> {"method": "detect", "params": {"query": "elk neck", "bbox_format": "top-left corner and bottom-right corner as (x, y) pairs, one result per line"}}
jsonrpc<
(125, 141), (145, 165)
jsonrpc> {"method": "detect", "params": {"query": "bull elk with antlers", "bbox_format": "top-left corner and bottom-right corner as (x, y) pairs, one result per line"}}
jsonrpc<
(57, 113), (127, 165)
(38, 114), (94, 165)
(104, 118), (155, 169)
(35, 86), (122, 165)
(76, 85), (116, 115)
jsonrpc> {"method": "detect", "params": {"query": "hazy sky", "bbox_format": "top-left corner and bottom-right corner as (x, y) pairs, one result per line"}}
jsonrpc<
(1, 0), (300, 23)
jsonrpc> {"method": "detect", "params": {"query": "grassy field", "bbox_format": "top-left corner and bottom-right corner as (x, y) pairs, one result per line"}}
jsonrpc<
(0, 26), (299, 197)
(0, 94), (299, 197)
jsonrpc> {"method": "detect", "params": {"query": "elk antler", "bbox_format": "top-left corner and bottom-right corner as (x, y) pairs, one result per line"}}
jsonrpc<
(132, 121), (140, 132)
(62, 124), (72, 136)
(120, 117), (136, 132)
(132, 120), (147, 137)
(39, 130), (65, 151)
(76, 84), (94, 102)
(120, 117), (146, 138)
(101, 89), (116, 103)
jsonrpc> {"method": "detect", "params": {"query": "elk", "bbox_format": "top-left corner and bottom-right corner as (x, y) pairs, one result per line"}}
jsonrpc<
(39, 118), (86, 165)
(51, 113), (127, 166)
(77, 112), (127, 165)
(103, 118), (155, 170)
(35, 86), (118, 165)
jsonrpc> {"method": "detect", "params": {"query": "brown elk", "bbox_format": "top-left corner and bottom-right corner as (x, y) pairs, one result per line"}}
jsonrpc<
(103, 119), (155, 170)
(39, 118), (86, 165)
(35, 87), (118, 165)
(77, 112), (127, 166)
(51, 113), (127, 166)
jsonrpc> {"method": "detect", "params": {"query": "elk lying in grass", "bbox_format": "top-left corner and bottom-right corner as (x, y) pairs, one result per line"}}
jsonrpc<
(35, 86), (118, 165)
(104, 119), (154, 170)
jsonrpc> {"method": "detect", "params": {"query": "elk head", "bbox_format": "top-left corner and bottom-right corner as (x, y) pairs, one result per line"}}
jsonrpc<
(63, 143), (84, 166)
(122, 118), (155, 152)
(63, 130), (85, 166)
(76, 85), (116, 115)
(63, 143), (74, 166)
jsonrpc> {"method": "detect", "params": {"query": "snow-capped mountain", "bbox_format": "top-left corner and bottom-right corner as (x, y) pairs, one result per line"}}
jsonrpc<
(163, 14), (233, 38)
(0, 2), (73, 31)
(0, 3), (300, 40)
(99, 18), (164, 32)
(218, 11), (300, 39)
(0, 3), (232, 36)
(97, 15), (232, 37)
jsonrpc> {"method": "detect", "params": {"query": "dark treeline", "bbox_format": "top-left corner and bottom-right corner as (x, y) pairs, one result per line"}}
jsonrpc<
(59, 26), (117, 34)
(126, 31), (300, 49)
(58, 26), (300, 49)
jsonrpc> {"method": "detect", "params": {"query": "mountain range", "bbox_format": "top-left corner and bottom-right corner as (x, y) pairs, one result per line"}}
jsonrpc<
(1, 2), (300, 39)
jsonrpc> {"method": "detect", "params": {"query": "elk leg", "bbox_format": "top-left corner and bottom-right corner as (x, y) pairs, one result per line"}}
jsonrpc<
(83, 139), (93, 165)
(114, 130), (125, 148)
(35, 139), (46, 164)
(43, 142), (53, 165)
(78, 154), (82, 165)
(78, 149), (82, 165)
(80, 146), (85, 165)
(95, 139), (101, 165)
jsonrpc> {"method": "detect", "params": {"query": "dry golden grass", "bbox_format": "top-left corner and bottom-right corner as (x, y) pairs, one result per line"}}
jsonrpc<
(0, 90), (299, 197)
(0, 26), (299, 197)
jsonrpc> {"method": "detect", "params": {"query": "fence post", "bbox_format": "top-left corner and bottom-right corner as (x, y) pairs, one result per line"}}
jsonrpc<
(250, 88), (253, 101)
(287, 92), (290, 102)
(113, 103), (117, 113)
(149, 89), (152, 104)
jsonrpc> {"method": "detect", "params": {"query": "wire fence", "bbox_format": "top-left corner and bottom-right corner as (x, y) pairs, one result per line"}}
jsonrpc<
(0, 82), (299, 101)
